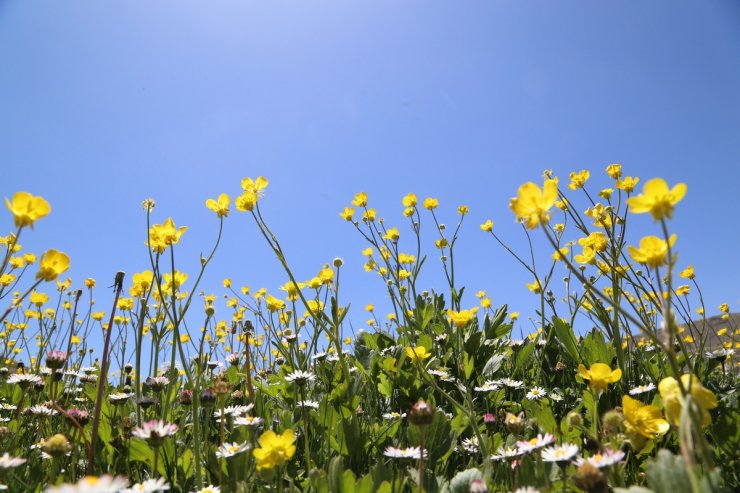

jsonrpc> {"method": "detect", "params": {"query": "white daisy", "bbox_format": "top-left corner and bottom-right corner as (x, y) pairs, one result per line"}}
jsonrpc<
(474, 380), (499, 392)
(628, 383), (656, 395)
(26, 404), (58, 416)
(516, 433), (555, 454)
(285, 370), (316, 385)
(7, 374), (43, 386)
(461, 436), (480, 454)
(297, 400), (319, 410)
(192, 486), (220, 493)
(540, 443), (579, 462)
(122, 478), (170, 492)
(215, 441), (250, 459)
(526, 387), (547, 400)
(233, 416), (264, 427)
(383, 446), (425, 459)
(574, 448), (625, 468)
(499, 378), (524, 389)
(0, 453), (26, 468)
(44, 475), (129, 493)
(490, 446), (522, 461)
(382, 411), (406, 420)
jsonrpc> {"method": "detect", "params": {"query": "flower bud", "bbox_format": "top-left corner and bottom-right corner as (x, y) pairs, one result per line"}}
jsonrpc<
(42, 434), (71, 457)
(408, 399), (435, 427)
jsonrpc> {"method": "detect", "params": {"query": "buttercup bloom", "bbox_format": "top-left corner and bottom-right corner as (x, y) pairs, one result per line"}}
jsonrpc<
(628, 235), (676, 268)
(627, 178), (687, 220)
(148, 218), (187, 253)
(5, 192), (51, 228)
(509, 179), (559, 229)
(36, 249), (70, 282)
(659, 374), (717, 427)
(205, 193), (230, 218)
(405, 346), (432, 363)
(253, 429), (296, 470)
(578, 363), (621, 393)
(622, 395), (669, 440)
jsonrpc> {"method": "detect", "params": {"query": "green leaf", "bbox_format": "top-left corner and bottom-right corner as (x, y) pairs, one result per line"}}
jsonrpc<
(550, 316), (580, 363)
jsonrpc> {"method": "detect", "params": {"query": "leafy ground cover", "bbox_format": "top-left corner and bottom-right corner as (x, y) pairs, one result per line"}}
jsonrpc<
(0, 165), (737, 492)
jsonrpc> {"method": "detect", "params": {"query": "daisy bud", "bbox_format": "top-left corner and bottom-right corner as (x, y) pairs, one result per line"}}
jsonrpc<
(408, 399), (435, 427)
(566, 410), (583, 429)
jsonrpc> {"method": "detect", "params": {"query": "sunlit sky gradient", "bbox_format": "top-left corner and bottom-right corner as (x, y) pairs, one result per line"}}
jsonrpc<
(2, 1), (739, 347)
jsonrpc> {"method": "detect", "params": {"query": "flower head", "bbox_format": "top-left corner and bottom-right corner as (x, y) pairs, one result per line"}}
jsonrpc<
(148, 218), (187, 253)
(447, 308), (478, 328)
(44, 475), (129, 493)
(132, 420), (178, 447)
(659, 374), (717, 427)
(215, 441), (250, 459)
(36, 249), (70, 282)
(628, 234), (676, 268)
(627, 178), (687, 220)
(577, 363), (621, 393)
(509, 179), (559, 229)
(205, 194), (230, 218)
(622, 395), (669, 441)
(5, 192), (51, 228)
(253, 429), (296, 470)
(405, 346), (432, 364)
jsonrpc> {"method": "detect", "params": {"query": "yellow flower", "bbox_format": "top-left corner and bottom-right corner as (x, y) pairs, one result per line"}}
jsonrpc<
(480, 297), (491, 308)
(627, 178), (687, 220)
(253, 429), (296, 470)
(383, 228), (400, 241)
(130, 271), (154, 298)
(627, 234), (676, 268)
(622, 395), (669, 439)
(719, 303), (729, 313)
(574, 246), (597, 265)
(71, 335), (81, 345)
(675, 285), (690, 296)
(205, 193), (230, 218)
(365, 304), (374, 312)
(577, 363), (621, 393)
(423, 197), (438, 210)
(526, 279), (541, 293)
(362, 208), (376, 222)
(457, 205), (469, 215)
(659, 374), (717, 427)
(36, 249), (70, 282)
(241, 176), (269, 196)
(568, 170), (590, 190)
(148, 218), (187, 253)
(509, 178), (559, 229)
(447, 308), (477, 328)
(509, 312), (519, 321)
(578, 232), (607, 252)
(480, 219), (493, 232)
(552, 247), (569, 261)
(405, 346), (432, 363)
(5, 192), (51, 228)
(280, 280), (304, 301)
(599, 188), (613, 200)
(339, 207), (355, 221)
(606, 163), (622, 179)
(84, 278), (96, 288)
(235, 191), (257, 212)
(318, 266), (334, 284)
(679, 265), (695, 279)
(265, 295), (286, 312)
(352, 192), (368, 207)
(435, 238), (448, 249)
(402, 193), (417, 207)
(616, 176), (639, 193)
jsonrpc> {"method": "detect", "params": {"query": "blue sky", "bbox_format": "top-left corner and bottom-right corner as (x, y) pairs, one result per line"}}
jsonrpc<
(1, 1), (739, 344)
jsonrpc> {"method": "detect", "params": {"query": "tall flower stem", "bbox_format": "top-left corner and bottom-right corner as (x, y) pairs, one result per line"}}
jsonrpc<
(87, 271), (125, 475)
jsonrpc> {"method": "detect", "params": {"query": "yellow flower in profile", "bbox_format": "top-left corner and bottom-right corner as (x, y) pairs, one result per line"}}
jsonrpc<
(352, 192), (368, 207)
(383, 228), (400, 241)
(577, 363), (622, 393)
(606, 163), (622, 179)
(405, 346), (432, 363)
(362, 208), (376, 222)
(280, 281), (304, 301)
(480, 219), (493, 232)
(627, 178), (687, 220)
(616, 176), (639, 193)
(253, 429), (296, 471)
(526, 279), (541, 293)
(5, 192), (51, 228)
(659, 374), (717, 427)
(148, 218), (187, 253)
(627, 234), (676, 268)
(36, 249), (70, 282)
(568, 170), (590, 190)
(339, 207), (355, 221)
(402, 193), (417, 207)
(679, 265), (695, 279)
(235, 191), (257, 212)
(30, 291), (49, 307)
(622, 395), (669, 440)
(205, 193), (230, 218)
(241, 176), (269, 196)
(447, 308), (478, 328)
(509, 179), (559, 229)
(552, 247), (569, 261)
(265, 294), (286, 312)
(574, 246), (597, 265)
(423, 197), (439, 210)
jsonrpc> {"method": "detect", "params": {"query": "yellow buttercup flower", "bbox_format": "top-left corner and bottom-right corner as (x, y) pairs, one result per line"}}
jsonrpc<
(402, 193), (417, 207)
(241, 176), (269, 196)
(480, 219), (493, 232)
(447, 308), (477, 328)
(383, 228), (400, 241)
(235, 191), (257, 212)
(423, 197), (439, 210)
(148, 218), (187, 253)
(627, 178), (687, 221)
(205, 193), (230, 218)
(339, 207), (355, 221)
(265, 294), (286, 312)
(5, 192), (51, 228)
(568, 170), (590, 190)
(526, 279), (541, 293)
(678, 265), (695, 279)
(577, 363), (621, 393)
(627, 234), (676, 268)
(509, 178), (559, 229)
(659, 374), (717, 427)
(36, 249), (70, 282)
(606, 163), (622, 179)
(352, 192), (368, 207)
(622, 395), (669, 439)
(405, 346), (432, 363)
(253, 429), (296, 470)
(616, 176), (639, 193)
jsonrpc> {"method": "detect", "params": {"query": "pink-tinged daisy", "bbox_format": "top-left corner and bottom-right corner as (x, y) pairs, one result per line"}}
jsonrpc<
(540, 443), (579, 462)
(516, 433), (555, 454)
(574, 448), (625, 468)
(132, 420), (178, 447)
(628, 383), (656, 395)
(7, 374), (43, 387)
(44, 475), (129, 493)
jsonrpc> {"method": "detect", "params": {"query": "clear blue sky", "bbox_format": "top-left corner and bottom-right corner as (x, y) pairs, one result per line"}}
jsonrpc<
(2, 1), (739, 342)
